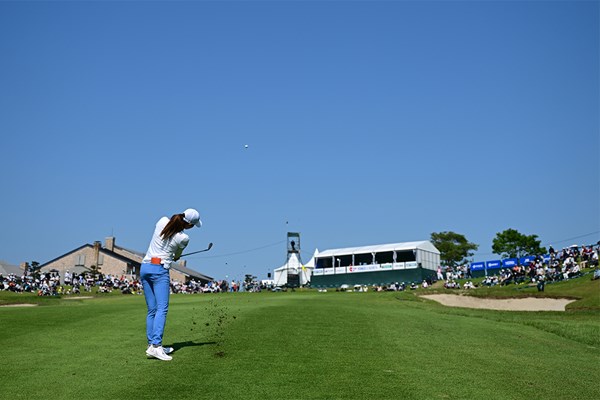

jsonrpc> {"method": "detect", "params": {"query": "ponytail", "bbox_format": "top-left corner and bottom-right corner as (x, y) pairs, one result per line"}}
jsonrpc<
(161, 214), (187, 240)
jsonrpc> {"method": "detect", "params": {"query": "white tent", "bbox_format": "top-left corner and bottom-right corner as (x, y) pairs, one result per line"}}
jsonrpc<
(273, 250), (317, 287)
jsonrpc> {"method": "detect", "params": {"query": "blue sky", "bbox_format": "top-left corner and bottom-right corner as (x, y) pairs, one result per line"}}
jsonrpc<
(1, 0), (598, 282)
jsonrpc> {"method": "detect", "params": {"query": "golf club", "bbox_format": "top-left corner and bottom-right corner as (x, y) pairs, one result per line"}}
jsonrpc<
(181, 242), (213, 257)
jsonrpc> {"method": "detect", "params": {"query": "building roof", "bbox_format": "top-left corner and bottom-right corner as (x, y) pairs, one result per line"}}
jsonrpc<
(38, 244), (141, 268)
(171, 263), (213, 282)
(315, 241), (440, 258)
(0, 260), (23, 276)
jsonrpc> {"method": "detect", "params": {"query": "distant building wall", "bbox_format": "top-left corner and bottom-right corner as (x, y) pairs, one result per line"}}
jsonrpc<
(40, 246), (131, 283)
(170, 269), (186, 283)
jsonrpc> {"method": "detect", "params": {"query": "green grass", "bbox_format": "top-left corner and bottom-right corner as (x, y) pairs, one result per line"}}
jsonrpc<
(0, 275), (599, 400)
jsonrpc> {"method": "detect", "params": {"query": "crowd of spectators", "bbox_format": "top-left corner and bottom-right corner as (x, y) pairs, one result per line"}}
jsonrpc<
(441, 243), (599, 290)
(0, 271), (145, 296)
(3, 244), (597, 296)
(170, 279), (242, 294)
(0, 270), (250, 297)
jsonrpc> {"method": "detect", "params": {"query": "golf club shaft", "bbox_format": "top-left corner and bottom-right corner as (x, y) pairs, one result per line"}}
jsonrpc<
(181, 242), (213, 257)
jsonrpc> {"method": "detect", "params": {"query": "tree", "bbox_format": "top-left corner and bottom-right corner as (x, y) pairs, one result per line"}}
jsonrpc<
(430, 231), (479, 268)
(26, 261), (42, 278)
(90, 264), (102, 279)
(492, 229), (547, 259)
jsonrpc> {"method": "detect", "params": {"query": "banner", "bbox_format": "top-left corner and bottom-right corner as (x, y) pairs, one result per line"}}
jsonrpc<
(317, 262), (421, 275)
(520, 256), (536, 266)
(393, 262), (406, 270)
(503, 258), (518, 268)
(486, 260), (502, 269)
(348, 265), (381, 273)
(470, 261), (485, 271)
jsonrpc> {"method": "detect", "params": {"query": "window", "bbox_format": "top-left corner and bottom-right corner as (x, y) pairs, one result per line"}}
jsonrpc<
(336, 255), (353, 267)
(316, 258), (333, 269)
(375, 251), (393, 264)
(76, 254), (86, 266)
(354, 253), (372, 265)
(395, 250), (416, 262)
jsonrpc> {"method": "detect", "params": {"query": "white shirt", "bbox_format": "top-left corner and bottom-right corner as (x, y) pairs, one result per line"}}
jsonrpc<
(142, 217), (190, 269)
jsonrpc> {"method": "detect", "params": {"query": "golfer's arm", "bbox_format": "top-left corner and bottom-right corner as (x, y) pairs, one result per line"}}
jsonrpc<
(173, 246), (184, 261)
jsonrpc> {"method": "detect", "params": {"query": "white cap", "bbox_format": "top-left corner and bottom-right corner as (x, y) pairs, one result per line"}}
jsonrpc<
(183, 208), (202, 227)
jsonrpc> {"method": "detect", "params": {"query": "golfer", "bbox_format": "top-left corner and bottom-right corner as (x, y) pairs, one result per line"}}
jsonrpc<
(141, 208), (202, 361)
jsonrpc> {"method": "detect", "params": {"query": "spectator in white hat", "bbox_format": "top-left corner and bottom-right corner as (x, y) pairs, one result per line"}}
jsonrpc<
(141, 209), (202, 361)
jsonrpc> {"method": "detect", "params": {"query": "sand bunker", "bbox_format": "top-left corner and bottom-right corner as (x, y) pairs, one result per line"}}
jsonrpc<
(0, 303), (38, 307)
(421, 294), (576, 311)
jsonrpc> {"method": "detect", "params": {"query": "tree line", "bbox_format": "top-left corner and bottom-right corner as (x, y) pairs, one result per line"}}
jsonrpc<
(430, 229), (547, 268)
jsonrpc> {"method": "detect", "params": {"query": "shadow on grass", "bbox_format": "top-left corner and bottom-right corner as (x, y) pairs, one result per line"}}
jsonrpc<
(169, 340), (217, 352)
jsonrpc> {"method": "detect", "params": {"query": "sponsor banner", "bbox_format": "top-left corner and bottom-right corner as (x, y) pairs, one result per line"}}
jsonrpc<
(405, 261), (418, 269)
(470, 261), (485, 271)
(470, 256), (551, 271)
(520, 256), (536, 266)
(503, 258), (518, 267)
(393, 262), (406, 270)
(320, 262), (421, 275)
(348, 265), (380, 273)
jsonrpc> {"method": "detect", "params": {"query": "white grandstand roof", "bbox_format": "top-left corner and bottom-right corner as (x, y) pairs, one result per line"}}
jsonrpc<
(315, 241), (439, 258)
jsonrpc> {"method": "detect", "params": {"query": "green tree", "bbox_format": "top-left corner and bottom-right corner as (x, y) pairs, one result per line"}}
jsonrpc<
(492, 228), (547, 259)
(26, 261), (42, 277)
(430, 231), (479, 267)
(90, 264), (102, 280)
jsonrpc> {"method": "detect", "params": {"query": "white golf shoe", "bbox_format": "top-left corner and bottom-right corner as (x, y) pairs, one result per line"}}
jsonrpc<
(146, 345), (172, 361)
(147, 345), (174, 355)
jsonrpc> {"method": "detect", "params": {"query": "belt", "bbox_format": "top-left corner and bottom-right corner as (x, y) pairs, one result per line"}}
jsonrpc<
(150, 257), (163, 265)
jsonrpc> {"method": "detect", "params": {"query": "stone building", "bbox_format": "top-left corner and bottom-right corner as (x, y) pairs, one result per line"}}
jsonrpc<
(39, 237), (212, 284)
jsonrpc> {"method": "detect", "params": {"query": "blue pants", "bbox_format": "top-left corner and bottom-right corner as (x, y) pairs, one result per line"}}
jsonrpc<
(141, 263), (170, 346)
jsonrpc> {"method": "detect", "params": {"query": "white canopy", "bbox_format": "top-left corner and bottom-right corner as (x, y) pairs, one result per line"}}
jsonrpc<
(273, 251), (315, 287)
(315, 241), (439, 258)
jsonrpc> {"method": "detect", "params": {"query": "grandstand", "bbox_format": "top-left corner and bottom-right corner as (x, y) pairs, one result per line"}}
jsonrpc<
(311, 241), (440, 288)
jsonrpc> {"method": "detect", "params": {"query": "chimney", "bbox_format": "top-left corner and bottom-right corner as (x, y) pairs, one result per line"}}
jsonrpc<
(105, 236), (115, 252)
(179, 260), (187, 267)
(20, 262), (29, 273)
(93, 241), (101, 267)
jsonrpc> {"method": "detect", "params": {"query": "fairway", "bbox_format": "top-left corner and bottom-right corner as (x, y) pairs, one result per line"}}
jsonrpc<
(1, 291), (599, 400)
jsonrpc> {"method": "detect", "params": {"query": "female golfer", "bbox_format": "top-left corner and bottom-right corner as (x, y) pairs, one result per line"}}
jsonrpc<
(141, 208), (202, 361)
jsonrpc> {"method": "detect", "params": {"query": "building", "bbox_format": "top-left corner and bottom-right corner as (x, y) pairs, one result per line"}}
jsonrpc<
(39, 237), (212, 284)
(311, 240), (440, 288)
(0, 260), (23, 277)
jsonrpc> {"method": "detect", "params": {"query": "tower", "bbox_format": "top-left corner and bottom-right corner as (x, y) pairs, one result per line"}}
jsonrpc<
(286, 232), (302, 288)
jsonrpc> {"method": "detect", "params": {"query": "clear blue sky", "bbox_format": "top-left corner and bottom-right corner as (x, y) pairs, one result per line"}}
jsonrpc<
(1, 0), (598, 282)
